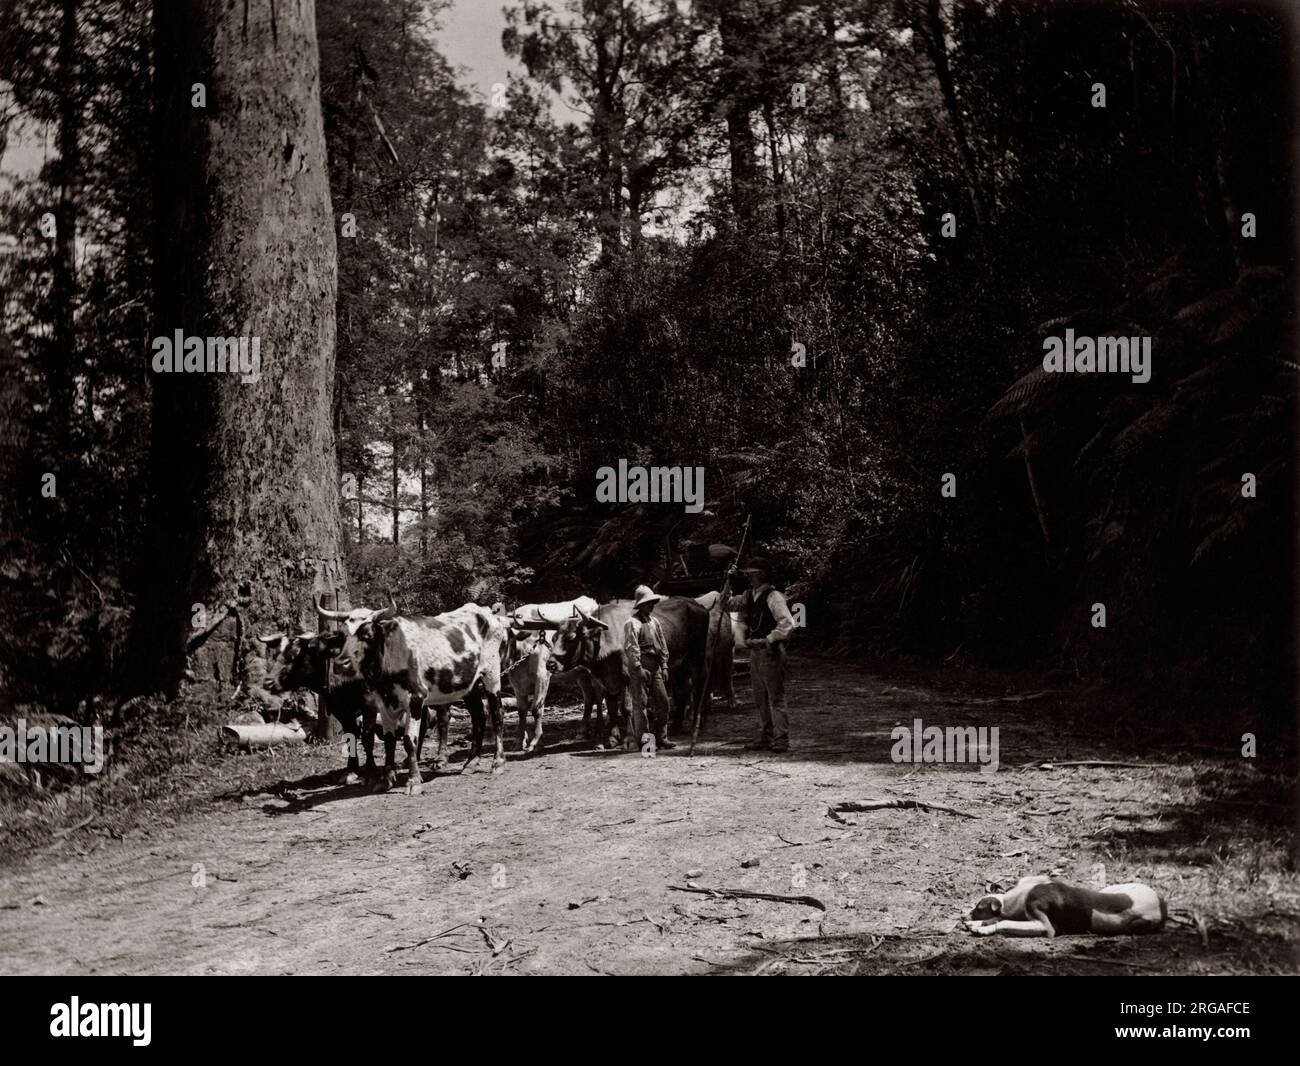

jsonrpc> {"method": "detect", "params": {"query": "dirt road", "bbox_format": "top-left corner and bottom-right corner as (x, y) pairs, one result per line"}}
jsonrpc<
(1, 656), (1296, 975)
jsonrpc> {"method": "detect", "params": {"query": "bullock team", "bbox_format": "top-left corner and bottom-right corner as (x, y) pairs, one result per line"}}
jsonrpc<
(256, 575), (1178, 944)
(257, 578), (756, 794)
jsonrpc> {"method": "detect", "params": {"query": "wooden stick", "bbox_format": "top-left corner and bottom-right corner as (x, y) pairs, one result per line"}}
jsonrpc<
(384, 921), (470, 953)
(690, 515), (750, 755)
(830, 798), (979, 820)
(740, 760), (789, 777)
(51, 813), (96, 838)
(668, 884), (826, 911)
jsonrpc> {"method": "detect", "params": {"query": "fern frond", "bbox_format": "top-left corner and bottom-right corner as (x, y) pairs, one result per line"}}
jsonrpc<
(1110, 398), (1185, 458)
(1173, 284), (1237, 325)
(987, 365), (1066, 420)
(1191, 510), (1249, 566)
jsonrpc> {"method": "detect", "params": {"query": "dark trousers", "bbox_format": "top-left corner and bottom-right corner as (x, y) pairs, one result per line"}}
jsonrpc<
(632, 667), (671, 741)
(750, 644), (788, 743)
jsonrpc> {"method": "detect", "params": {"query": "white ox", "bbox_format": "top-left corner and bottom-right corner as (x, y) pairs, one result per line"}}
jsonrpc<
(695, 591), (739, 713)
(506, 597), (603, 743)
(509, 597), (599, 629)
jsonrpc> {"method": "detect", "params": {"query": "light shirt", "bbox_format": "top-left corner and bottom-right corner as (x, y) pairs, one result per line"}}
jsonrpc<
(624, 613), (670, 672)
(721, 584), (795, 645)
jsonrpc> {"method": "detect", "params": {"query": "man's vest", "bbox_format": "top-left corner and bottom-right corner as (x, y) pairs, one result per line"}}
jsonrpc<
(746, 588), (780, 641)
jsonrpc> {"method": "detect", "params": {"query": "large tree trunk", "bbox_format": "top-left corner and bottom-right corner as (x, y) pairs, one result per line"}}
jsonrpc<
(763, 99), (786, 257)
(1185, 31), (1243, 275)
(590, 15), (625, 262)
(918, 0), (985, 226)
(417, 396), (428, 558)
(48, 0), (80, 445)
(136, 0), (343, 694)
(390, 401), (400, 545)
(717, 2), (758, 230)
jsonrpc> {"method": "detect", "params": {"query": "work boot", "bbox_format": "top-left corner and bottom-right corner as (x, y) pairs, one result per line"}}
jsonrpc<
(769, 739), (790, 753)
(744, 738), (772, 751)
(658, 736), (676, 750)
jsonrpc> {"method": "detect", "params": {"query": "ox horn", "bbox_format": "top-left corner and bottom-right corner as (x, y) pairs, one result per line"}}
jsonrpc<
(576, 605), (609, 631)
(315, 594), (354, 622)
(257, 632), (286, 645)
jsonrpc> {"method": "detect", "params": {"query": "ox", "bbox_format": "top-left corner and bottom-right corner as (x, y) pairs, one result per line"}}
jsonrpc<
(352, 603), (509, 792)
(694, 591), (738, 714)
(507, 597), (607, 741)
(504, 629), (556, 754)
(549, 596), (710, 749)
(509, 596), (598, 629)
(261, 596), (397, 785)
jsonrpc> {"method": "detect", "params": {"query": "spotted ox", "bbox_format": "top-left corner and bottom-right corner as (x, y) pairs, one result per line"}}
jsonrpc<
(550, 596), (709, 749)
(261, 596), (397, 785)
(352, 603), (509, 791)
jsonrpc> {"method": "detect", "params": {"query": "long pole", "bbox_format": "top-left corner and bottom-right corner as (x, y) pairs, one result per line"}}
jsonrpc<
(690, 515), (750, 755)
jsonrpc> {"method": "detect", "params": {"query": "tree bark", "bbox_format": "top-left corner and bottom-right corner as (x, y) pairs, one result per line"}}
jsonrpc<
(1186, 32), (1243, 274)
(763, 99), (786, 257)
(418, 395), (428, 558)
(715, 0), (758, 230)
(48, 0), (80, 444)
(136, 0), (343, 694)
(590, 8), (626, 261)
(821, 0), (844, 117)
(356, 471), (364, 544)
(390, 401), (400, 546)
(919, 0), (985, 226)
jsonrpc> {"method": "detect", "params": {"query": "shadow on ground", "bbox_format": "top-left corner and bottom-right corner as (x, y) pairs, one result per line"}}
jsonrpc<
(698, 920), (1300, 975)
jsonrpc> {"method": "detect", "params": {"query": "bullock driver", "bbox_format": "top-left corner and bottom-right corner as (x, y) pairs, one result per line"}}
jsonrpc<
(722, 556), (795, 752)
(624, 585), (675, 750)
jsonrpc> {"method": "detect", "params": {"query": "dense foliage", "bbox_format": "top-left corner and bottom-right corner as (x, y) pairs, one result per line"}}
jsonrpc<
(0, 0), (1292, 731)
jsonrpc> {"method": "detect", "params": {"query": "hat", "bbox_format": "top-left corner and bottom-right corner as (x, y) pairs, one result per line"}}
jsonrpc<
(739, 555), (775, 577)
(633, 585), (664, 608)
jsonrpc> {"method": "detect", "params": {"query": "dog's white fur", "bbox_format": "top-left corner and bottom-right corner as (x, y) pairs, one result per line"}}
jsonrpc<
(964, 875), (1166, 938)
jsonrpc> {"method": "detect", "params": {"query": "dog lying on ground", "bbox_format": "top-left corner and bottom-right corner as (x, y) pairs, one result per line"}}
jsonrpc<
(964, 875), (1166, 937)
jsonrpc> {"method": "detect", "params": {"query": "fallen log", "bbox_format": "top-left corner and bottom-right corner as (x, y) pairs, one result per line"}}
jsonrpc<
(830, 798), (979, 820)
(1021, 760), (1152, 770)
(221, 722), (305, 750)
(668, 884), (827, 911)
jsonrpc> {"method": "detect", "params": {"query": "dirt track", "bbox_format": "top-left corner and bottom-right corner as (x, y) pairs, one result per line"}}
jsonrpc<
(1, 655), (1296, 975)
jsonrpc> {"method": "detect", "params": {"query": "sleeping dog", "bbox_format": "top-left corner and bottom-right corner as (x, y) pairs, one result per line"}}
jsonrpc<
(964, 875), (1166, 937)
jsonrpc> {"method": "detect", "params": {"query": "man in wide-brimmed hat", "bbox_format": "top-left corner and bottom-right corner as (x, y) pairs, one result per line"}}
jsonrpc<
(624, 584), (674, 750)
(722, 555), (795, 752)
